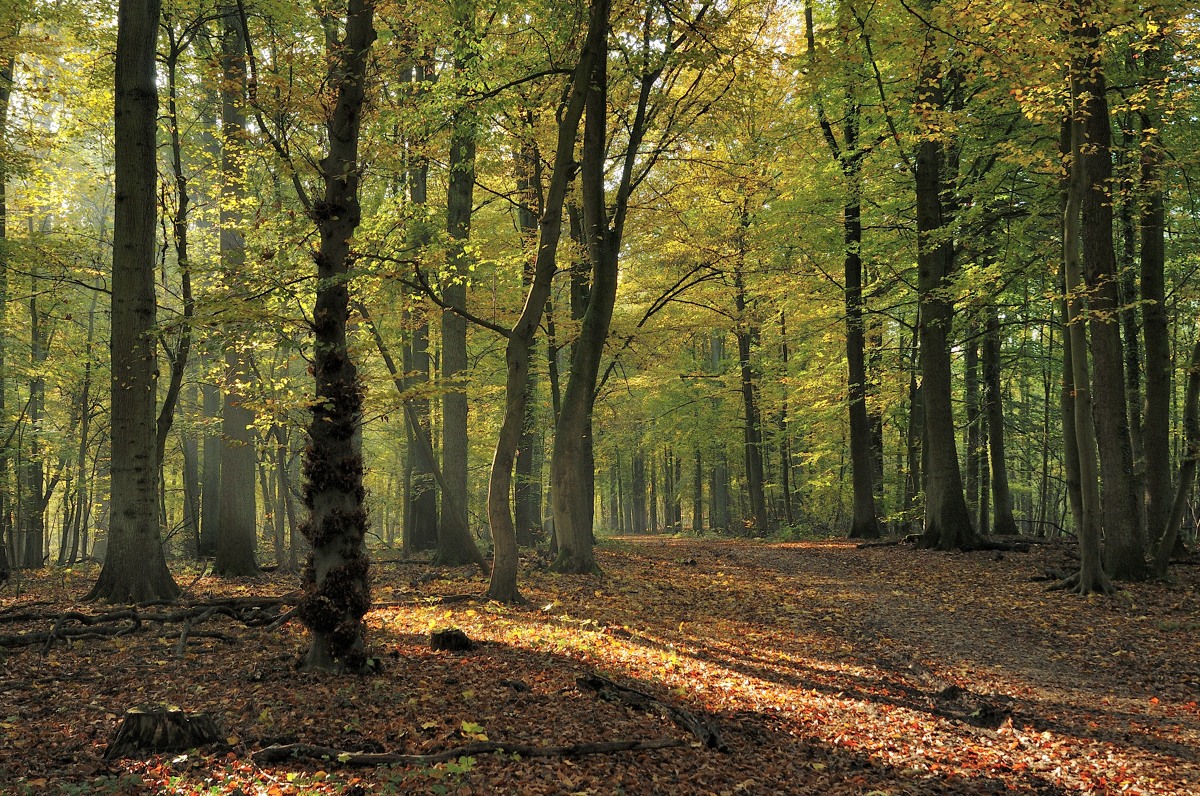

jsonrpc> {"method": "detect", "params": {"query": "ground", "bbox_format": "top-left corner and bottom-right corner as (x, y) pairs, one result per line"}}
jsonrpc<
(1, 536), (1197, 795)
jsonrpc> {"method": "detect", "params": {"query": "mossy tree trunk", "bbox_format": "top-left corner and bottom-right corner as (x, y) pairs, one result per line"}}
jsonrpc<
(295, 0), (376, 673)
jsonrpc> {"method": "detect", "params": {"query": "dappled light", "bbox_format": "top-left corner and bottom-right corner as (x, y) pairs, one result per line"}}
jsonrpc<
(2, 537), (1198, 793)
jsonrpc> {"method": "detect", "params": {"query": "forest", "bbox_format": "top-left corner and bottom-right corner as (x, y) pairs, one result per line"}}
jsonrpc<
(1, 0), (1199, 793)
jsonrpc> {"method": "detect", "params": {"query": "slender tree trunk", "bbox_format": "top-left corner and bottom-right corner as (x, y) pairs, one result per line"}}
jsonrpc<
(403, 145), (438, 551)
(1154, 338), (1200, 577)
(733, 245), (768, 532)
(88, 0), (180, 602)
(213, 8), (258, 576)
(805, 2), (877, 538)
(484, 3), (603, 599)
(984, 306), (1018, 535)
(1060, 76), (1113, 596)
(514, 121), (544, 548)
(439, 1), (480, 567)
(1139, 33), (1171, 556)
(199, 360), (221, 557)
(21, 267), (46, 568)
(550, 1), (615, 573)
(0, 52), (13, 578)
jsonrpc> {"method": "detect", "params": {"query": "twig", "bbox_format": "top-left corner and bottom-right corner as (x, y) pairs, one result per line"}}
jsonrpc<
(252, 737), (689, 766)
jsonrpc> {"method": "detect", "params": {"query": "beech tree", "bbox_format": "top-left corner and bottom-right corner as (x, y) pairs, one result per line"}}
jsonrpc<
(87, 0), (180, 602)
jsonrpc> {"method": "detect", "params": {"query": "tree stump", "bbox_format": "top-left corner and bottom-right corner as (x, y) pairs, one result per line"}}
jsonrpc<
(105, 704), (222, 759)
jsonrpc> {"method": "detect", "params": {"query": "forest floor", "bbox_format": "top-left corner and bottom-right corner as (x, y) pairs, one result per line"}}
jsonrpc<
(1, 535), (1198, 795)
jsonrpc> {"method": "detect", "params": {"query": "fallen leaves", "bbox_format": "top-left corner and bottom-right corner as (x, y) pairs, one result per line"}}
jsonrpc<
(1, 540), (1199, 793)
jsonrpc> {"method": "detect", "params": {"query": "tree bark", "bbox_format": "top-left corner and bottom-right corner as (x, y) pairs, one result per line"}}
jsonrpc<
(1139, 31), (1171, 557)
(88, 0), (180, 602)
(550, 0), (615, 574)
(438, 1), (481, 567)
(1075, 18), (1147, 581)
(295, 0), (376, 672)
(1060, 73), (1113, 596)
(0, 52), (11, 578)
(213, 8), (258, 577)
(485, 4), (604, 600)
(983, 306), (1018, 536)
(913, 11), (976, 550)
(1153, 338), (1200, 577)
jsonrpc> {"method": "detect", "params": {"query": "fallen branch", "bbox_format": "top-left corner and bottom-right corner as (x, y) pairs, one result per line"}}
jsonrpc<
(0, 598), (297, 651)
(577, 673), (726, 751)
(855, 538), (906, 549)
(252, 737), (688, 766)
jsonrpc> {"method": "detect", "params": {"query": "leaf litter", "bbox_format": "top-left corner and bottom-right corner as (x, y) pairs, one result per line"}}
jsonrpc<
(0, 536), (1197, 794)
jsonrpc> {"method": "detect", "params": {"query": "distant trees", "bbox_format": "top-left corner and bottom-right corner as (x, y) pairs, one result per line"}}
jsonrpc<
(0, 0), (1197, 611)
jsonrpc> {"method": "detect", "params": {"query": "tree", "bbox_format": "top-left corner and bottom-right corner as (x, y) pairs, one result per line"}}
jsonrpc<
(87, 0), (181, 603)
(291, 0), (377, 672)
(1074, 12), (1147, 582)
(438, 0), (482, 568)
(1059, 80), (1113, 595)
(804, 0), (879, 540)
(485, 0), (606, 601)
(213, 5), (258, 577)
(912, 0), (976, 551)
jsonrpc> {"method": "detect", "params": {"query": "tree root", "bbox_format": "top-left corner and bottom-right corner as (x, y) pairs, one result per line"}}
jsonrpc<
(1048, 571), (1116, 596)
(252, 737), (688, 767)
(577, 673), (726, 750)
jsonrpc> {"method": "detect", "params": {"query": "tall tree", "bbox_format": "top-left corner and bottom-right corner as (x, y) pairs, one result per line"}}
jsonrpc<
(291, 0), (377, 672)
(1137, 19), (1171, 557)
(804, 0), (879, 539)
(438, 0), (482, 567)
(213, 5), (258, 576)
(485, 0), (604, 601)
(87, 0), (181, 602)
(1074, 12), (1147, 581)
(912, 0), (976, 551)
(1059, 76), (1113, 596)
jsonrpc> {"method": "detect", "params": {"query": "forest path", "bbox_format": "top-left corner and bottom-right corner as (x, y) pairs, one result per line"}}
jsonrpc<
(0, 536), (1197, 794)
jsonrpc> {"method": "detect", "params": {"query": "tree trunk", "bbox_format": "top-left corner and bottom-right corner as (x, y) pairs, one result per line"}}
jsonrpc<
(733, 240), (768, 533)
(213, 8), (258, 577)
(403, 143), (438, 552)
(514, 120), (544, 549)
(88, 0), (180, 603)
(0, 52), (11, 579)
(913, 16), (976, 550)
(484, 4), (603, 600)
(1153, 338), (1200, 577)
(1061, 75), (1113, 596)
(984, 306), (1018, 536)
(550, 2), (615, 574)
(295, 0), (376, 672)
(199, 361), (221, 558)
(1075, 20), (1147, 581)
(438, 2), (480, 567)
(21, 268), (46, 568)
(1139, 33), (1171, 557)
